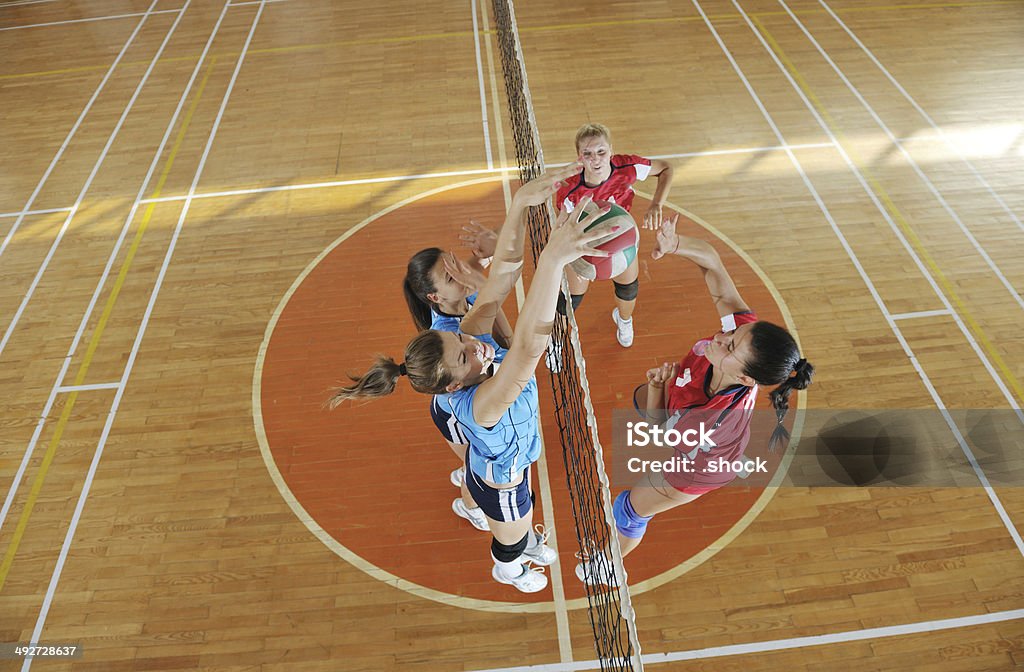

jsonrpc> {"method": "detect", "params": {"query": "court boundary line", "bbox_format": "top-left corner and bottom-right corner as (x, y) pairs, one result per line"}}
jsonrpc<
(467, 608), (1024, 671)
(134, 142), (835, 204)
(471, 0), (494, 170)
(21, 2), (267, 667)
(0, 1), (171, 259)
(0, 8), (180, 31)
(891, 308), (952, 320)
(817, 0), (1023, 234)
(775, 0), (1024, 312)
(0, 0), (188, 358)
(693, 0), (1024, 560)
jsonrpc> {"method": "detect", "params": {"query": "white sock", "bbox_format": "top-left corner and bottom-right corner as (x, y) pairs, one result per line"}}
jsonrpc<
(493, 556), (525, 579)
(525, 531), (540, 552)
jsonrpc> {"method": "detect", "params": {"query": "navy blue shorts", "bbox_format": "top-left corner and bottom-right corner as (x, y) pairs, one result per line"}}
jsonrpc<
(464, 454), (534, 523)
(430, 395), (468, 445)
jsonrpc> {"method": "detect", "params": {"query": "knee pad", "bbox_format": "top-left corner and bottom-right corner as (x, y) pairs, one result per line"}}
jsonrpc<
(613, 279), (639, 302)
(613, 490), (652, 539)
(491, 533), (530, 563)
(556, 292), (587, 316)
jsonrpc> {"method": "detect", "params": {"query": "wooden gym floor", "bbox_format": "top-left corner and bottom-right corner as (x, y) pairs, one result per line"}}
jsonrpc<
(1, 0), (1023, 670)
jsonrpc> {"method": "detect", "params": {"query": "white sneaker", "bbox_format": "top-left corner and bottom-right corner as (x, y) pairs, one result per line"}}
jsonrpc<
(521, 524), (558, 566)
(492, 564), (548, 593)
(574, 551), (619, 587)
(612, 308), (634, 348)
(545, 340), (563, 373)
(452, 498), (490, 531)
(450, 467), (465, 488)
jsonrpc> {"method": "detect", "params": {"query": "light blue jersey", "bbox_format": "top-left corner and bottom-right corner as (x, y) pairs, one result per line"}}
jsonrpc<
(429, 292), (477, 332)
(448, 332), (540, 485)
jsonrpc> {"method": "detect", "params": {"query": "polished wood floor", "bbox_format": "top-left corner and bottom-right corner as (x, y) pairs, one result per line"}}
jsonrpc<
(1, 0), (1023, 670)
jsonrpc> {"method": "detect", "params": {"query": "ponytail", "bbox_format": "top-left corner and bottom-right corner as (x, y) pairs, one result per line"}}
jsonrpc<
(404, 248), (443, 331)
(767, 359), (814, 451)
(327, 355), (402, 408)
(743, 321), (815, 452)
(403, 277), (433, 331)
(327, 330), (451, 409)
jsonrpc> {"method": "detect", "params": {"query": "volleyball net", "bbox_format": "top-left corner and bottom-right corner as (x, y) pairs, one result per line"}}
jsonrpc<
(489, 0), (643, 669)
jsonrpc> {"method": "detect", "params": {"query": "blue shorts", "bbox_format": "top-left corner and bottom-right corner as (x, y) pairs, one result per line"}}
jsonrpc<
(431, 395), (468, 445)
(465, 454), (534, 523)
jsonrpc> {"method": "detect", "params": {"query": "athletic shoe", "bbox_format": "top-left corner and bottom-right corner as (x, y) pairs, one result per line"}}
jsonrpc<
(574, 551), (619, 587)
(612, 308), (634, 348)
(452, 498), (490, 532)
(545, 340), (563, 373)
(492, 564), (548, 593)
(521, 524), (558, 566)
(450, 466), (465, 488)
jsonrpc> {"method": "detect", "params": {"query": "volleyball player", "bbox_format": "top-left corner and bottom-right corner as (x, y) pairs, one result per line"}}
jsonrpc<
(555, 123), (675, 349)
(576, 215), (814, 586)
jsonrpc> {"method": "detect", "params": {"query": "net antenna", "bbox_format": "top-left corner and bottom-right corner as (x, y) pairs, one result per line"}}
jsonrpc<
(490, 0), (643, 669)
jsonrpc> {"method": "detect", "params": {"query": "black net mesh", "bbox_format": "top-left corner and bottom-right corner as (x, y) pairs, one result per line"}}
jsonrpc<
(489, 0), (642, 669)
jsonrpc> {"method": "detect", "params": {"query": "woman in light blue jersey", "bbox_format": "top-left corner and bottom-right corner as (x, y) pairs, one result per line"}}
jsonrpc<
(330, 164), (616, 593)
(402, 242), (512, 532)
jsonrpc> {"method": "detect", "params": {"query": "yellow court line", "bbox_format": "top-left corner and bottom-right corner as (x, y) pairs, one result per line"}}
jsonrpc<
(0, 59), (217, 592)
(750, 15), (1024, 405)
(1, 0), (1017, 81)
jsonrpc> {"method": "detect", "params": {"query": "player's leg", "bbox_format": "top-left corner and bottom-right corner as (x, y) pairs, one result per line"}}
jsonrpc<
(431, 397), (489, 530)
(611, 257), (639, 347)
(615, 470), (703, 558)
(466, 469), (554, 593)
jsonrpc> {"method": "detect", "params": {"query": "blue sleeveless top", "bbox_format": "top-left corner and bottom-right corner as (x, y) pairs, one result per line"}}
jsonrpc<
(429, 293), (477, 332)
(447, 332), (539, 485)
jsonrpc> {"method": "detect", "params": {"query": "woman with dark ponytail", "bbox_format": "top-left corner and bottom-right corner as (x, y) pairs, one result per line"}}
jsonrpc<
(576, 215), (814, 586)
(331, 164), (620, 593)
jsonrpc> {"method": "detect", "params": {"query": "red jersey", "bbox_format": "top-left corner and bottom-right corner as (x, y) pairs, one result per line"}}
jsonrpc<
(663, 311), (760, 491)
(556, 154), (653, 214)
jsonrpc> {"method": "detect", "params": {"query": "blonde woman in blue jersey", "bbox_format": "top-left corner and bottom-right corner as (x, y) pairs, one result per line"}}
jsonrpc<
(330, 164), (617, 592)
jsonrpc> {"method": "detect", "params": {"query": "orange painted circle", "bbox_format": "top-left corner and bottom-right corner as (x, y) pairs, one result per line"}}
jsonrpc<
(258, 180), (789, 607)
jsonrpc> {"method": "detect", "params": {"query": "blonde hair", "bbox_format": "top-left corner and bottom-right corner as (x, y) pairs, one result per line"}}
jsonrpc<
(327, 330), (453, 408)
(575, 123), (611, 152)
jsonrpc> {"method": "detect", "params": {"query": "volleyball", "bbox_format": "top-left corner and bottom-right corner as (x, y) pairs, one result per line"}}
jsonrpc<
(568, 200), (639, 281)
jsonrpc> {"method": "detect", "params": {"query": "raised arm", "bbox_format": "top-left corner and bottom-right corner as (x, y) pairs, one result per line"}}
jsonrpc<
(459, 164), (581, 338)
(641, 159), (675, 230)
(471, 200), (614, 427)
(651, 214), (749, 317)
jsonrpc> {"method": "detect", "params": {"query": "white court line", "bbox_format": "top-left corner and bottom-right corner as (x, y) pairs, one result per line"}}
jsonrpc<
(470, 0), (494, 170)
(0, 207), (73, 219)
(0, 0), (183, 358)
(0, 0), (197, 535)
(776, 0), (1024, 312)
(891, 308), (952, 321)
(135, 143), (835, 204)
(696, 0), (1024, 559)
(21, 3), (266, 668)
(0, 0), (57, 8)
(469, 608), (1024, 671)
(818, 0), (1023, 234)
(478, 0), (571, 661)
(0, 8), (179, 31)
(0, 3), (162, 260)
(55, 382), (121, 392)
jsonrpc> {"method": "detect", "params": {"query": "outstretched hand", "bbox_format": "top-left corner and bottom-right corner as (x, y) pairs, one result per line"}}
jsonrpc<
(460, 220), (498, 261)
(646, 361), (679, 388)
(544, 196), (615, 264)
(651, 213), (680, 260)
(512, 162), (582, 207)
(642, 204), (664, 230)
(442, 251), (487, 293)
